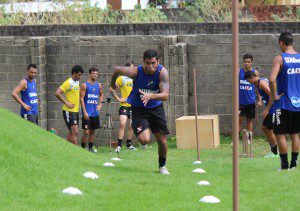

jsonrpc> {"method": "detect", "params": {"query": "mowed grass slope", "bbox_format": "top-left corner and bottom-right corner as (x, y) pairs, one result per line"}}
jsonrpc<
(0, 107), (299, 210)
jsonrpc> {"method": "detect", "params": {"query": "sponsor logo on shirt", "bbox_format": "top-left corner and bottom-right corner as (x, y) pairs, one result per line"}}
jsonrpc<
(284, 57), (300, 63)
(239, 80), (253, 90)
(29, 92), (37, 97)
(30, 99), (38, 104)
(287, 68), (300, 75)
(291, 96), (300, 108)
(88, 94), (98, 98)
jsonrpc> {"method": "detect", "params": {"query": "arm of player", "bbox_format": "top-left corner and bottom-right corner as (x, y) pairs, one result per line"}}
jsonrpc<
(109, 85), (125, 103)
(97, 83), (104, 111)
(80, 83), (89, 120)
(12, 79), (31, 111)
(55, 87), (74, 109)
(259, 80), (273, 119)
(110, 66), (137, 90)
(269, 55), (283, 101)
(139, 68), (169, 106)
(255, 70), (263, 107)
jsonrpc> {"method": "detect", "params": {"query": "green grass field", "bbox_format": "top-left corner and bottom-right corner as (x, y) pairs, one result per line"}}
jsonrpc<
(0, 108), (299, 210)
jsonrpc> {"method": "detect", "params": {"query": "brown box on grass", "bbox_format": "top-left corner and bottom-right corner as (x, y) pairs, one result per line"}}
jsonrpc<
(175, 115), (220, 149)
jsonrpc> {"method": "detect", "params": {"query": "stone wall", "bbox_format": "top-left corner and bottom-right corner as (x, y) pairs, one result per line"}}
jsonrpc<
(0, 23), (299, 142)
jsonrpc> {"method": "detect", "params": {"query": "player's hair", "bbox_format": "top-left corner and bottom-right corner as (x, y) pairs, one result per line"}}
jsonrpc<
(243, 54), (253, 62)
(71, 65), (84, 74)
(125, 61), (134, 67)
(143, 49), (160, 61)
(279, 31), (293, 46)
(27, 63), (37, 70)
(89, 67), (98, 74)
(244, 70), (257, 80)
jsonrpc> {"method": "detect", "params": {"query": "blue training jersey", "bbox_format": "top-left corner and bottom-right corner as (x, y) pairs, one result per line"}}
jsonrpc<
(127, 64), (163, 108)
(83, 81), (100, 117)
(258, 78), (275, 114)
(239, 68), (256, 105)
(274, 53), (300, 111)
(20, 78), (38, 115)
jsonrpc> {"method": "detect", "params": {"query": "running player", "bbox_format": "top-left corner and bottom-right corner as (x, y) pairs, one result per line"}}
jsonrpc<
(244, 71), (278, 157)
(12, 64), (39, 125)
(109, 61), (137, 152)
(55, 65), (84, 145)
(270, 31), (300, 170)
(80, 67), (103, 152)
(110, 49), (170, 175)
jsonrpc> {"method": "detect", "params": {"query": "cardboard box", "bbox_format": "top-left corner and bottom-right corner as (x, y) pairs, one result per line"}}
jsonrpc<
(175, 115), (220, 149)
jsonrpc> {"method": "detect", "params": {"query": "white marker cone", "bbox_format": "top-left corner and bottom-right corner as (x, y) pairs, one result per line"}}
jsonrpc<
(193, 161), (202, 164)
(192, 168), (206, 173)
(62, 187), (83, 195)
(103, 162), (115, 167)
(111, 157), (122, 161)
(83, 172), (99, 179)
(199, 196), (220, 203)
(197, 181), (210, 186)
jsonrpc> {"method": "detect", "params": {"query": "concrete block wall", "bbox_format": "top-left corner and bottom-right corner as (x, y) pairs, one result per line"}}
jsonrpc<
(31, 37), (47, 129)
(1, 31), (299, 141)
(0, 37), (33, 114)
(45, 36), (166, 142)
(179, 34), (300, 134)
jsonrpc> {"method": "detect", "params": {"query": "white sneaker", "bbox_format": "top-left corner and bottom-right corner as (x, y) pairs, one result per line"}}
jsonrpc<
(141, 144), (147, 150)
(159, 166), (170, 175)
(127, 145), (137, 150)
(115, 146), (121, 152)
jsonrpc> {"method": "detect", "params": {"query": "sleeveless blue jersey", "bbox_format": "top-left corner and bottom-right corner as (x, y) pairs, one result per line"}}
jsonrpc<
(127, 64), (163, 108)
(239, 68), (256, 105)
(258, 78), (275, 114)
(20, 78), (38, 115)
(275, 53), (300, 111)
(83, 81), (100, 117)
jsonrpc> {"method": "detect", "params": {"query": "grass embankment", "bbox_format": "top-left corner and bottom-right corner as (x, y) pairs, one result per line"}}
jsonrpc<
(0, 108), (299, 210)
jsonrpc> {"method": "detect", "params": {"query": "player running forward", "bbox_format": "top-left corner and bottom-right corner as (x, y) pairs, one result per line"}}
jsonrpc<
(244, 71), (278, 158)
(12, 64), (39, 125)
(109, 61), (137, 152)
(270, 31), (300, 170)
(55, 65), (84, 145)
(80, 67), (103, 152)
(110, 49), (170, 175)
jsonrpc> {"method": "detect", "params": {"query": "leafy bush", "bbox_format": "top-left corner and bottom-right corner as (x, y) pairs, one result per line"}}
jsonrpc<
(121, 4), (167, 23)
(0, 1), (168, 25)
(181, 0), (232, 22)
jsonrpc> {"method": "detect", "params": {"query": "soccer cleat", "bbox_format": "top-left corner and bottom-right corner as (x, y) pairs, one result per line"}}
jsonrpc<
(127, 145), (137, 150)
(278, 168), (290, 172)
(290, 162), (297, 169)
(264, 152), (279, 158)
(159, 166), (170, 175)
(88, 147), (97, 153)
(88, 148), (94, 153)
(115, 146), (121, 152)
(141, 144), (147, 150)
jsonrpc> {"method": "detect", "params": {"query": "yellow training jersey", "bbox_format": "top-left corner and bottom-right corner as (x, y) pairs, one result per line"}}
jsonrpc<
(60, 77), (80, 112)
(116, 76), (133, 107)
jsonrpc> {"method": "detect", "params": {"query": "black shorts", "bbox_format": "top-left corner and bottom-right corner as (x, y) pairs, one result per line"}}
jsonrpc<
(82, 116), (100, 130)
(63, 111), (79, 130)
(239, 103), (256, 119)
(119, 106), (132, 118)
(273, 108), (300, 135)
(262, 114), (274, 130)
(21, 114), (38, 125)
(131, 104), (169, 136)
